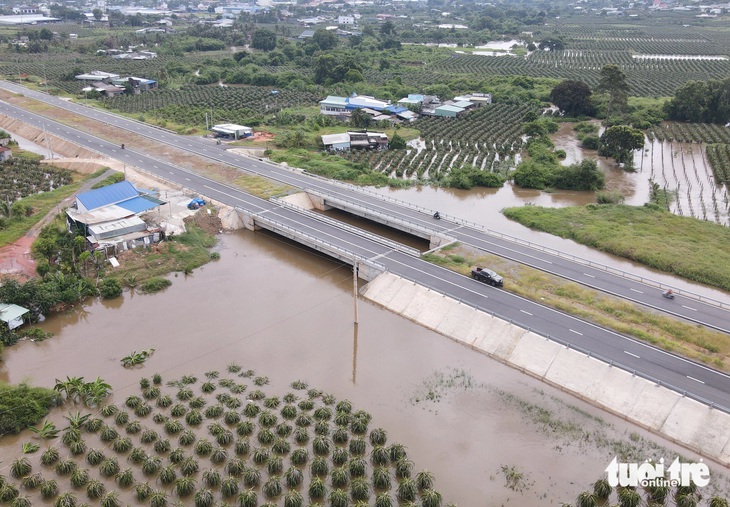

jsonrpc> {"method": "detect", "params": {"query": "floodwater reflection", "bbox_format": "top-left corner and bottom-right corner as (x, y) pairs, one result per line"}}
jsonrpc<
(1, 230), (726, 506)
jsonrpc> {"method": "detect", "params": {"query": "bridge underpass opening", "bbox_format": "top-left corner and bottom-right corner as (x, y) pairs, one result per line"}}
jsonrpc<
(315, 208), (430, 253)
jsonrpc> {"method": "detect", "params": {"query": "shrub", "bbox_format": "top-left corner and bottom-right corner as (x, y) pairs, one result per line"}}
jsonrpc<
(98, 278), (123, 299)
(138, 277), (172, 294)
(0, 383), (58, 435)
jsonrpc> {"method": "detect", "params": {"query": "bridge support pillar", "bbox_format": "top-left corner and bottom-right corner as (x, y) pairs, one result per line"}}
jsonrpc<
(235, 209), (260, 231)
(429, 234), (456, 250)
(307, 193), (333, 211)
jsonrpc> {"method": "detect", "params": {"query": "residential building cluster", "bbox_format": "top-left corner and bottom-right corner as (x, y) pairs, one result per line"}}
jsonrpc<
(75, 70), (158, 97)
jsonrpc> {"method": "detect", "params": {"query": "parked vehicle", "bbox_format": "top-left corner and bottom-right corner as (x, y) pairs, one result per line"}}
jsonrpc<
(471, 267), (503, 287)
(187, 198), (206, 210)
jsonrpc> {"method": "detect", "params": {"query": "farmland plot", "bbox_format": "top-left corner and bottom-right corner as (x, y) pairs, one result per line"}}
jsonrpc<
(340, 104), (528, 182)
(644, 139), (730, 226)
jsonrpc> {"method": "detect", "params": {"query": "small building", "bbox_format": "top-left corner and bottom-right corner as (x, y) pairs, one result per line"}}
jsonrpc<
(398, 94), (424, 106)
(320, 96), (349, 116)
(338, 15), (354, 25)
(74, 71), (120, 82)
(0, 146), (12, 162)
(347, 95), (391, 111)
(91, 82), (125, 97)
(396, 110), (418, 122)
(298, 29), (315, 39)
(321, 133), (351, 151)
(67, 181), (166, 254)
(210, 124), (253, 140)
(452, 100), (475, 110)
(111, 77), (158, 91)
(347, 131), (388, 150)
(0, 303), (29, 330)
(434, 105), (465, 118)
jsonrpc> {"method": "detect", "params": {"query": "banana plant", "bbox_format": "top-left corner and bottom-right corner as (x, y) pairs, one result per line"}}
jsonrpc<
(28, 419), (59, 439)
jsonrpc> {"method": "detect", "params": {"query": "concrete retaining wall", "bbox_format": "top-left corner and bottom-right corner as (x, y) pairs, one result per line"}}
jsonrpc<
(361, 272), (730, 467)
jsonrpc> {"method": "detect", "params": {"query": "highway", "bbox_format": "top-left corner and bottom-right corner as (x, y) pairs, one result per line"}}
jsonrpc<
(1, 85), (730, 412)
(1, 80), (727, 335)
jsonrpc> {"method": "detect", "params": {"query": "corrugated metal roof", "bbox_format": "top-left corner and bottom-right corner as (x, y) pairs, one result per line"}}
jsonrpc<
(117, 195), (162, 214)
(89, 216), (147, 240)
(435, 105), (465, 113)
(0, 304), (29, 324)
(320, 96), (349, 106)
(322, 133), (350, 145)
(76, 181), (139, 211)
(452, 100), (474, 108)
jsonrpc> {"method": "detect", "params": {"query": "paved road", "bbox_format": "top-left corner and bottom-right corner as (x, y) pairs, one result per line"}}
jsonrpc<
(2, 87), (730, 412)
(2, 81), (727, 335)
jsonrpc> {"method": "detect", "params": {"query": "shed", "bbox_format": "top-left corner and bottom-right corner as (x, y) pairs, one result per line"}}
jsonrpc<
(0, 303), (29, 330)
(75, 71), (120, 82)
(320, 96), (349, 116)
(398, 94), (424, 105)
(211, 124), (253, 140)
(434, 105), (465, 117)
(321, 133), (351, 151)
(452, 100), (475, 109)
(88, 216), (147, 241)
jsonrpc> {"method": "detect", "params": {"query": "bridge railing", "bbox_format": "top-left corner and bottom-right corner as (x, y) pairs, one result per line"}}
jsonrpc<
(250, 211), (386, 272)
(304, 189), (438, 240)
(270, 197), (421, 257)
(300, 175), (730, 310)
(389, 270), (730, 415)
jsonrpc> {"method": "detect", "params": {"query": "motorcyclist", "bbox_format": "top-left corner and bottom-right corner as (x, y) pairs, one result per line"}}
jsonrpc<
(663, 289), (673, 297)
(433, 211), (441, 220)
(121, 143), (125, 149)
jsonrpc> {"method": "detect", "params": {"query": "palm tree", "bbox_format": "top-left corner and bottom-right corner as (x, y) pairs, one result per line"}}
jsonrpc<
(421, 489), (443, 507)
(710, 498), (730, 507)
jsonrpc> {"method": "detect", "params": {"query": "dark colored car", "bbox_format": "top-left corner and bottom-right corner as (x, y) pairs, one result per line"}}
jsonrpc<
(471, 267), (503, 287)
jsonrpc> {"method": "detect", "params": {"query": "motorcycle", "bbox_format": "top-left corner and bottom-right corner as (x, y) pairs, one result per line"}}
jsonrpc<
(662, 290), (675, 299)
(433, 211), (441, 220)
(121, 144), (125, 149)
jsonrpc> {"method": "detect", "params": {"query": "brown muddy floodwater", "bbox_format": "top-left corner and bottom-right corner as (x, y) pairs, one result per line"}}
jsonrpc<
(2, 230), (728, 506)
(365, 124), (730, 303)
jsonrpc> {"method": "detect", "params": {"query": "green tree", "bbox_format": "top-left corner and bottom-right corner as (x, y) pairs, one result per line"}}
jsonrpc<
(550, 80), (595, 117)
(251, 29), (277, 51)
(311, 29), (338, 51)
(512, 160), (553, 189)
(389, 133), (406, 150)
(666, 77), (730, 125)
(599, 125), (644, 167)
(313, 54), (336, 85)
(538, 37), (565, 51)
(597, 64), (629, 127)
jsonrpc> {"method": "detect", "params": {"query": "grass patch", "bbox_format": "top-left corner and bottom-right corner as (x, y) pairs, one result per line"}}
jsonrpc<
(502, 204), (730, 292)
(0, 172), (89, 247)
(91, 171), (125, 189)
(138, 276), (172, 294)
(109, 223), (217, 283)
(232, 173), (294, 200)
(423, 243), (730, 371)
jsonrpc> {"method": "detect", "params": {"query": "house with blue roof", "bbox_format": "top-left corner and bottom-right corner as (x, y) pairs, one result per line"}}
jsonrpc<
(67, 181), (167, 252)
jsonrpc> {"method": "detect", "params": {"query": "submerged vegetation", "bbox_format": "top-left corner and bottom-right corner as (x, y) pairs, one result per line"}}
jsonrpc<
(0, 366), (449, 506)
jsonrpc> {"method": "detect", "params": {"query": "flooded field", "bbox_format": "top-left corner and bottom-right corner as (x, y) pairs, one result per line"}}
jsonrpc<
(1, 230), (728, 506)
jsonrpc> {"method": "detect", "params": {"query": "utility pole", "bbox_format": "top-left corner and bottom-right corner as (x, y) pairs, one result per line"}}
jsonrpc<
(352, 260), (359, 324)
